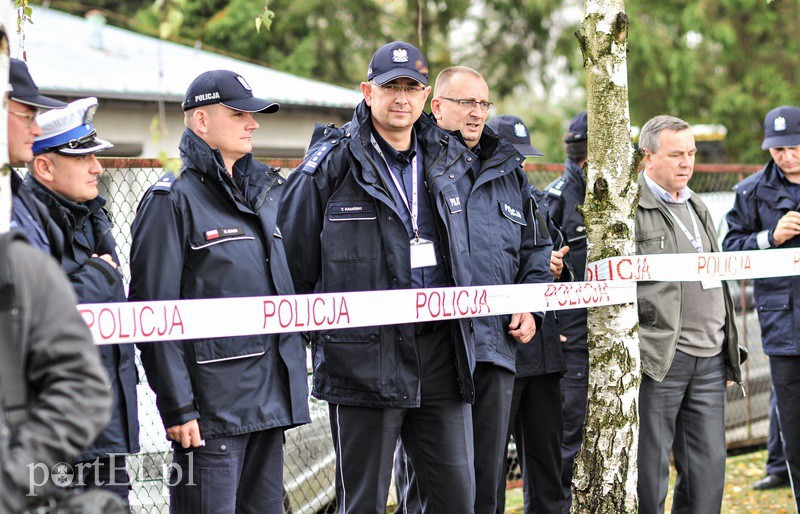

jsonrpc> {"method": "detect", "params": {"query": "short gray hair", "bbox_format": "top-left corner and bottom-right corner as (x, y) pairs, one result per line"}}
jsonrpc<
(639, 115), (690, 153)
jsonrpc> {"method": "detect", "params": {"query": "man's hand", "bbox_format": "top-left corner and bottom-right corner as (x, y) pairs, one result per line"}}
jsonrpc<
(550, 246), (570, 280)
(772, 211), (800, 246)
(92, 253), (118, 269)
(167, 419), (203, 449)
(509, 312), (536, 344)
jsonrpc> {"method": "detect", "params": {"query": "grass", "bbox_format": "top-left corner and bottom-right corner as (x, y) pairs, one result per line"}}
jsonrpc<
(504, 449), (795, 513)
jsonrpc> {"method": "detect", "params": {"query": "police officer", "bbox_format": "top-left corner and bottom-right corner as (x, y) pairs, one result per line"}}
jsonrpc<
(430, 71), (552, 513)
(544, 111), (589, 512)
(486, 115), (566, 514)
(129, 70), (310, 512)
(24, 97), (138, 501)
(723, 105), (800, 509)
(7, 58), (65, 256)
(279, 42), (475, 513)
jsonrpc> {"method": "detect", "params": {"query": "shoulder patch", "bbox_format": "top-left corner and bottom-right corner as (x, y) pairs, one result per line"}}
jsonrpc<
(152, 171), (177, 194)
(299, 123), (350, 175)
(546, 177), (567, 197)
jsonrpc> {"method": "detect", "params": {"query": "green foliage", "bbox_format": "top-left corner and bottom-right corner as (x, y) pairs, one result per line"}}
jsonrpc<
(628, 0), (800, 163)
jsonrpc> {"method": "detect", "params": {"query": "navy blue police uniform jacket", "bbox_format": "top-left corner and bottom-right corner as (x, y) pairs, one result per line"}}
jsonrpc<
(25, 175), (139, 461)
(129, 129), (310, 439)
(544, 158), (588, 352)
(515, 191), (567, 378)
(723, 160), (800, 356)
(278, 101), (476, 407)
(458, 123), (553, 372)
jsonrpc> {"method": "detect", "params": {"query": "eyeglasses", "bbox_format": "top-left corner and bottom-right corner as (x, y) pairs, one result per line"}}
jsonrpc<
(9, 110), (39, 128)
(441, 97), (493, 112)
(371, 82), (427, 95)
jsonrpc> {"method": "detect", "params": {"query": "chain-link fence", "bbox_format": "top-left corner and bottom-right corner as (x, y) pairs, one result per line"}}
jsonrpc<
(91, 159), (767, 511)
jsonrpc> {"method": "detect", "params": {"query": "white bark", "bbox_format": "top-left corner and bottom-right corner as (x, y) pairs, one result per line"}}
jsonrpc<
(572, 0), (640, 512)
(0, 2), (9, 233)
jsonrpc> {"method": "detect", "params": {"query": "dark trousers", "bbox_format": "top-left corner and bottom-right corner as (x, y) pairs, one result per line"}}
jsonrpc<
(333, 326), (474, 514)
(559, 349), (588, 513)
(638, 351), (726, 514)
(765, 387), (788, 478)
(169, 428), (285, 514)
(76, 455), (131, 503)
(497, 373), (565, 514)
(769, 355), (800, 508)
(393, 362), (513, 514)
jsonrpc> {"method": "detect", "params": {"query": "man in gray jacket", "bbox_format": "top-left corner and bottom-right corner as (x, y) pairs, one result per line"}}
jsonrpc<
(635, 115), (742, 514)
(0, 231), (111, 510)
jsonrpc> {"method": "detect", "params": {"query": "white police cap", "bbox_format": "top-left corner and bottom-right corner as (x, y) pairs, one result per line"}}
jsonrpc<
(33, 97), (113, 156)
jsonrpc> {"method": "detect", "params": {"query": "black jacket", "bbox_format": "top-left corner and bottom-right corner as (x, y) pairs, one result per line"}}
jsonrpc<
(129, 129), (310, 439)
(279, 101), (476, 407)
(724, 160), (800, 356)
(461, 125), (553, 372)
(26, 175), (139, 461)
(544, 159), (588, 352)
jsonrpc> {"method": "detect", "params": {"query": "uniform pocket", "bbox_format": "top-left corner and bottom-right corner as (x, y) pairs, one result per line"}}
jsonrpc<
(317, 328), (381, 391)
(757, 293), (792, 349)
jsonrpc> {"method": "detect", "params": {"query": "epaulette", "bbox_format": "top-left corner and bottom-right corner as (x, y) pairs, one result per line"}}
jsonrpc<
(546, 177), (567, 197)
(152, 171), (177, 194)
(299, 123), (350, 175)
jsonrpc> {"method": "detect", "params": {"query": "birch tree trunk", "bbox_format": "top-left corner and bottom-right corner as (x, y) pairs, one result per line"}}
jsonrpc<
(571, 1), (641, 512)
(0, 2), (11, 233)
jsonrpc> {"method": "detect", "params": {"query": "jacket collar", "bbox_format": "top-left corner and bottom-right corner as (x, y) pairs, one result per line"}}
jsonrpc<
(25, 173), (105, 223)
(179, 128), (254, 183)
(564, 158), (586, 189)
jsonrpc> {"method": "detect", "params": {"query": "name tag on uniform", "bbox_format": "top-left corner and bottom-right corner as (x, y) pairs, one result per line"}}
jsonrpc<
(410, 238), (437, 269)
(701, 278), (723, 290)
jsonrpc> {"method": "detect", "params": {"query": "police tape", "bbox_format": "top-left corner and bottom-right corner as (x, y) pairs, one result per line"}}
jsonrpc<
(78, 247), (800, 345)
(79, 281), (636, 345)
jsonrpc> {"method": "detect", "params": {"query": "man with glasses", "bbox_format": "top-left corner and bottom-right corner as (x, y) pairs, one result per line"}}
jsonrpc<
(7, 58), (65, 256)
(429, 67), (553, 513)
(279, 42), (476, 513)
(24, 97), (139, 503)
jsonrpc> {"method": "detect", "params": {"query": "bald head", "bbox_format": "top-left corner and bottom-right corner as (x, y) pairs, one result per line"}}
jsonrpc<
(433, 66), (484, 99)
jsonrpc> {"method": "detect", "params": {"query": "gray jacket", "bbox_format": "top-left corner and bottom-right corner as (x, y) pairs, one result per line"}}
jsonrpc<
(0, 232), (111, 505)
(635, 172), (742, 383)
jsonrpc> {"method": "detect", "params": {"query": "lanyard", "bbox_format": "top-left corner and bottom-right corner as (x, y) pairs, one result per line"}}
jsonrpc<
(666, 202), (704, 253)
(370, 133), (420, 240)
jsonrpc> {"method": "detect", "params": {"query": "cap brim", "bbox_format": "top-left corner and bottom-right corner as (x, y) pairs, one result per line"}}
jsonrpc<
(54, 137), (114, 156)
(372, 69), (428, 86)
(513, 143), (543, 157)
(221, 98), (280, 114)
(762, 134), (800, 150)
(13, 94), (67, 110)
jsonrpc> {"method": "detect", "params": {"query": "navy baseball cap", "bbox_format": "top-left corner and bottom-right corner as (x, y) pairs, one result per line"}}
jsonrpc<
(564, 110), (588, 142)
(182, 70), (279, 113)
(33, 97), (113, 156)
(486, 115), (543, 157)
(762, 106), (800, 150)
(8, 58), (66, 109)
(367, 41), (429, 86)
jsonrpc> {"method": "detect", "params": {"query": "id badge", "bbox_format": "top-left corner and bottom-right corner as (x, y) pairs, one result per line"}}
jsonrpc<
(410, 238), (437, 269)
(701, 278), (723, 290)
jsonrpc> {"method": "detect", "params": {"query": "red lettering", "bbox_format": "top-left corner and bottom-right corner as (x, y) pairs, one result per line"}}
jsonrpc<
(416, 292), (426, 319)
(617, 258), (632, 280)
(117, 307), (131, 338)
(98, 308), (116, 340)
(79, 309), (95, 330)
(338, 298), (350, 323)
(456, 290), (469, 315)
(429, 291), (442, 318)
(169, 307), (184, 335)
(263, 300), (276, 329)
(278, 299), (293, 328)
(140, 306), (155, 337)
(312, 298), (326, 325)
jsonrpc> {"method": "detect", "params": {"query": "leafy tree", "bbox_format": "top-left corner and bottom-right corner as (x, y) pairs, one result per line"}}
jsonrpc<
(627, 0), (800, 163)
